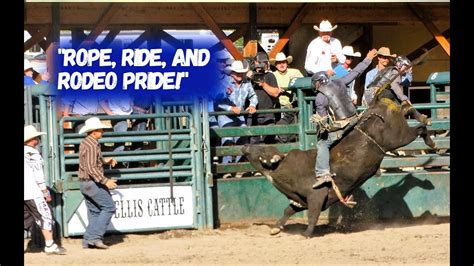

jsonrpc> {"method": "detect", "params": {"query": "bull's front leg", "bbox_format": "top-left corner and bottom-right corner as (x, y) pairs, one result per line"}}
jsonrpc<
(271, 204), (305, 235)
(303, 187), (329, 238)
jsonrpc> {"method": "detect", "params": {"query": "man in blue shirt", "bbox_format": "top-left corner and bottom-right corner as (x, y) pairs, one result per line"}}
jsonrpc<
(332, 46), (362, 104)
(215, 60), (258, 173)
(362, 47), (412, 106)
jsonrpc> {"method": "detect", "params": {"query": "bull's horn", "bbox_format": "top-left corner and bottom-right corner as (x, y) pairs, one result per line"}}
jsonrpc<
(270, 154), (282, 163)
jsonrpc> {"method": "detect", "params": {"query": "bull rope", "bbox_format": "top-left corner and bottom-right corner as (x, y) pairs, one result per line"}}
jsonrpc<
(330, 178), (357, 208)
(329, 113), (385, 208)
(354, 113), (386, 153)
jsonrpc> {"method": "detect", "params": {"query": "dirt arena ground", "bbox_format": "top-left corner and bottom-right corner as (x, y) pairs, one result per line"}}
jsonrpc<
(24, 217), (449, 265)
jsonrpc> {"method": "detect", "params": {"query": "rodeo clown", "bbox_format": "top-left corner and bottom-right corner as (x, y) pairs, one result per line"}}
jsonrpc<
(311, 48), (378, 189)
(365, 55), (431, 126)
(24, 125), (67, 255)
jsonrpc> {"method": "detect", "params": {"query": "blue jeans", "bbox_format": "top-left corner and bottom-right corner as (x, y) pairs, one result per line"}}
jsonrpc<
(132, 120), (147, 132)
(208, 101), (218, 128)
(221, 120), (247, 164)
(276, 104), (296, 143)
(112, 120), (128, 152)
(80, 181), (116, 244)
(131, 118), (147, 151)
(314, 131), (340, 177)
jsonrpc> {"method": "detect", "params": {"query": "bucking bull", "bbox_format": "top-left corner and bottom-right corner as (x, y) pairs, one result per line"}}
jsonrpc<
(242, 89), (437, 238)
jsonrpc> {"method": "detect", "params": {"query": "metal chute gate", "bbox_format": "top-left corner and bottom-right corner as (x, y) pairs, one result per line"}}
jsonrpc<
(25, 88), (213, 237)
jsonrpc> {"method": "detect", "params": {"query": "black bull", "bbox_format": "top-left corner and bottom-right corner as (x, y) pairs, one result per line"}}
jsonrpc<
(242, 92), (436, 238)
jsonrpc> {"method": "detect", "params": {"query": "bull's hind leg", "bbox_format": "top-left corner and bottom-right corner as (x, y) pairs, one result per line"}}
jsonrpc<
(303, 187), (329, 238)
(401, 101), (432, 126)
(271, 204), (305, 235)
(400, 124), (436, 150)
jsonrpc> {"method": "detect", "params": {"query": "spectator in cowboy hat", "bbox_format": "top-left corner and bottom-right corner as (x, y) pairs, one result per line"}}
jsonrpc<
(214, 60), (258, 177)
(270, 52), (303, 143)
(333, 46), (362, 104)
(362, 46), (413, 106)
(78, 117), (118, 249)
(24, 125), (67, 255)
(304, 20), (345, 77)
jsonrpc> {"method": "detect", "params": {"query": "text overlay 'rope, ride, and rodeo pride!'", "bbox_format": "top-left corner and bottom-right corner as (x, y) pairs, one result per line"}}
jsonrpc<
(53, 40), (222, 99)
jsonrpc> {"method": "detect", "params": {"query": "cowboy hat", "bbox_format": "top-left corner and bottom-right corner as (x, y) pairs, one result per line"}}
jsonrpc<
(229, 60), (248, 73)
(313, 20), (338, 32)
(24, 59), (34, 71)
(24, 125), (46, 142)
(342, 46), (361, 57)
(377, 47), (397, 58)
(269, 52), (293, 65)
(79, 117), (111, 134)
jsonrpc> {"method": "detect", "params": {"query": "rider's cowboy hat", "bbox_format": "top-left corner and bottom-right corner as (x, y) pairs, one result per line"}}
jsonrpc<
(269, 52), (293, 65)
(229, 60), (249, 73)
(79, 117), (111, 134)
(342, 46), (361, 57)
(24, 125), (46, 142)
(377, 47), (397, 58)
(313, 20), (338, 32)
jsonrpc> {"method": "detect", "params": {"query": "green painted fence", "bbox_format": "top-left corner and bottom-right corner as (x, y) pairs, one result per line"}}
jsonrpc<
(25, 91), (214, 237)
(57, 101), (214, 236)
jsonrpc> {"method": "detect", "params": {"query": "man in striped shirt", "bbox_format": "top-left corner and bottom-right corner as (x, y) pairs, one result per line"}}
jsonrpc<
(78, 117), (118, 249)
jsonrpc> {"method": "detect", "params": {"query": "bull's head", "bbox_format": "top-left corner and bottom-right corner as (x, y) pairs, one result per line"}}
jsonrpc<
(242, 145), (285, 171)
(258, 154), (283, 169)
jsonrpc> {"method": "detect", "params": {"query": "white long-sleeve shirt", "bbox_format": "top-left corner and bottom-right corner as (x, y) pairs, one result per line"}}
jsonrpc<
(304, 37), (345, 75)
(104, 96), (134, 115)
(24, 145), (47, 200)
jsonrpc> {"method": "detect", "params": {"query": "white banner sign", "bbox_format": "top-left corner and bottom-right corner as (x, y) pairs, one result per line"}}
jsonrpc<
(68, 186), (194, 235)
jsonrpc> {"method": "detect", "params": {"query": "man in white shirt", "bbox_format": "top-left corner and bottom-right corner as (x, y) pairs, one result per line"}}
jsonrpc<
(24, 125), (66, 255)
(304, 20), (345, 77)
